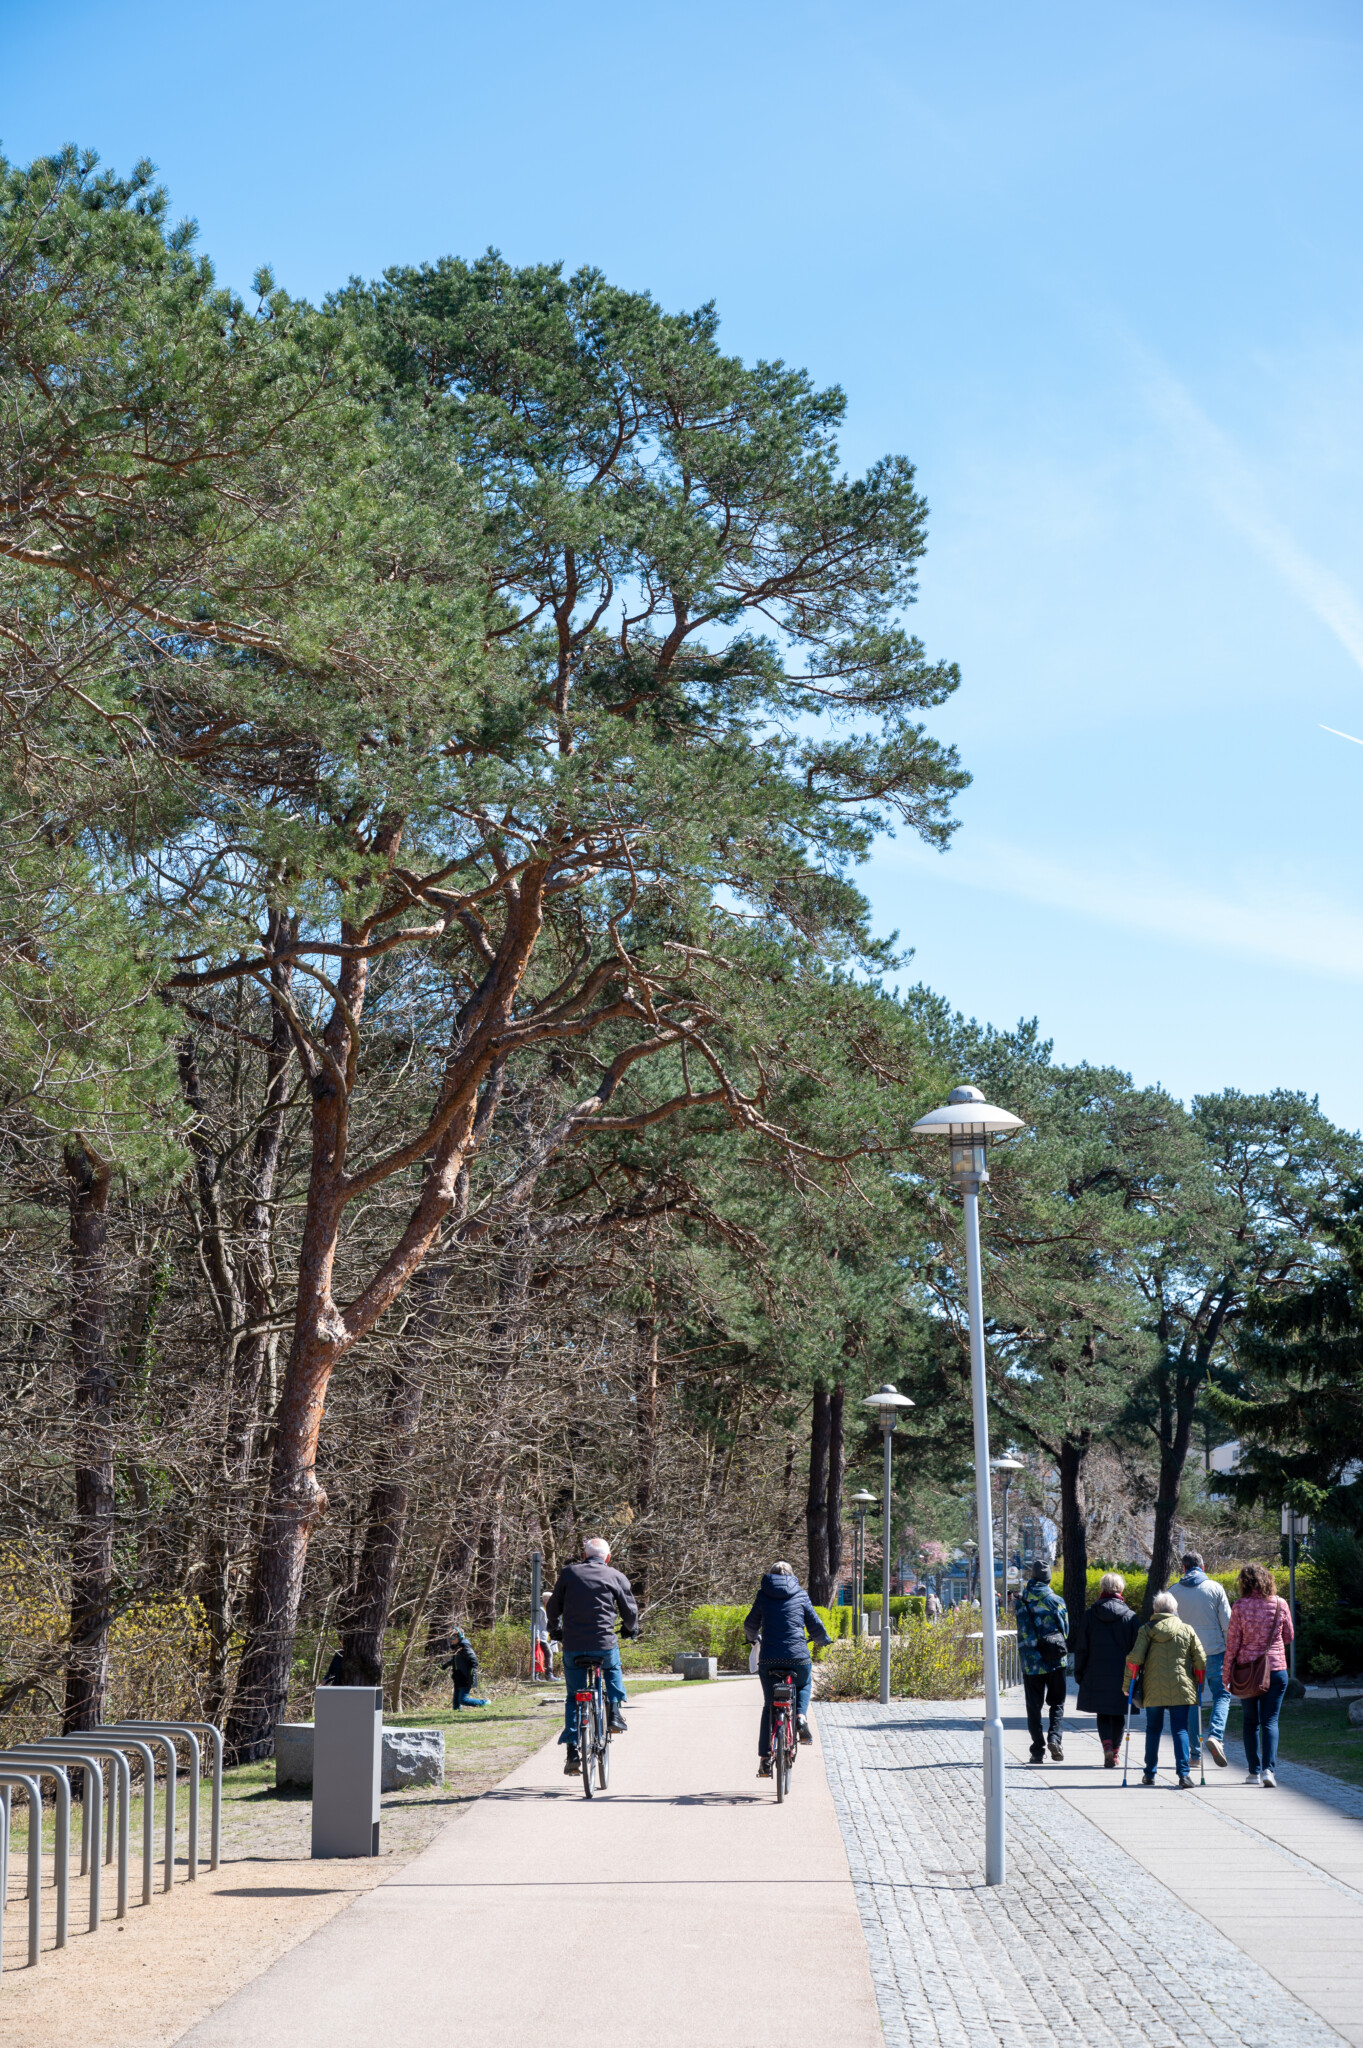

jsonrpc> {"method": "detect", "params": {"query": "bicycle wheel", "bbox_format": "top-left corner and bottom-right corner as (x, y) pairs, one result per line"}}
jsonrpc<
(775, 1717), (786, 1803)
(580, 1701), (596, 1799)
(598, 1734), (611, 1789)
(782, 1723), (794, 1798)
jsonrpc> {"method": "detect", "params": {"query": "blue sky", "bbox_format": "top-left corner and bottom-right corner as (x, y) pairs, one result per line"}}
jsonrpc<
(5, 0), (1363, 1122)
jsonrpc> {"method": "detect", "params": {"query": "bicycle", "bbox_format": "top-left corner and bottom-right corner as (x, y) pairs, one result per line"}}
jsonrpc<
(768, 1666), (799, 1803)
(574, 1655), (611, 1798)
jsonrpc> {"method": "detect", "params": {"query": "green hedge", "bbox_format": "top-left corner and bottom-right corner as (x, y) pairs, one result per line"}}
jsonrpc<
(1051, 1564), (1290, 1614)
(818, 1610), (986, 1701)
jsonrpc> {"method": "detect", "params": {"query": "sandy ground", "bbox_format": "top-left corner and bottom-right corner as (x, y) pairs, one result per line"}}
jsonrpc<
(0, 1691), (572, 2048)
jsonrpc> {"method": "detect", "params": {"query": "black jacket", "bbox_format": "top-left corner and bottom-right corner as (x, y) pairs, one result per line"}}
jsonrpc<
(743, 1572), (831, 1665)
(545, 1558), (638, 1653)
(442, 1635), (480, 1685)
(1074, 1595), (1139, 1715)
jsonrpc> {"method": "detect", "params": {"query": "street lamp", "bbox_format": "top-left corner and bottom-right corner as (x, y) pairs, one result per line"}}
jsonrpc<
(913, 1082), (1025, 1888)
(862, 1385), (915, 1704)
(991, 1456), (1025, 1618)
(850, 1490), (878, 1640)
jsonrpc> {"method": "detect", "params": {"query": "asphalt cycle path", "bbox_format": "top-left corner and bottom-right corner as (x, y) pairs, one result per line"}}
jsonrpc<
(177, 1677), (882, 2048)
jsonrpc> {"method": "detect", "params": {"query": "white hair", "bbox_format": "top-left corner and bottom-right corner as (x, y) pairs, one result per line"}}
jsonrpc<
(584, 1536), (610, 1560)
(1151, 1590), (1178, 1616)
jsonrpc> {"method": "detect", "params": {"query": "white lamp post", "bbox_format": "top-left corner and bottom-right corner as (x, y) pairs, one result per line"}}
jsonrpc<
(851, 1490), (877, 1639)
(991, 1456), (1025, 1617)
(861, 1386), (915, 1703)
(913, 1083), (1025, 1887)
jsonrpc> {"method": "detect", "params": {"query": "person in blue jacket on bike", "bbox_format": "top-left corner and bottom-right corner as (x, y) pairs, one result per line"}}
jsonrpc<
(744, 1562), (832, 1778)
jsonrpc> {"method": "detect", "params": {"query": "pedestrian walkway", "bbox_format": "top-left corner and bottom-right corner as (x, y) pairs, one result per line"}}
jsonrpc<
(177, 1679), (881, 2048)
(820, 1691), (1363, 2048)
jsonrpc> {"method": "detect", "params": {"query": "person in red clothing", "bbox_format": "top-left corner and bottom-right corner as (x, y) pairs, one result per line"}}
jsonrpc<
(1224, 1561), (1294, 1787)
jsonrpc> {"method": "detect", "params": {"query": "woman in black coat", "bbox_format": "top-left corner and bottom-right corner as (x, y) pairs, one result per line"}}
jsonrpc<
(1074, 1571), (1139, 1766)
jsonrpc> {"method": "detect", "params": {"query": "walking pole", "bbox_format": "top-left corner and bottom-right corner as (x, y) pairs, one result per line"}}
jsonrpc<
(1121, 1671), (1136, 1788)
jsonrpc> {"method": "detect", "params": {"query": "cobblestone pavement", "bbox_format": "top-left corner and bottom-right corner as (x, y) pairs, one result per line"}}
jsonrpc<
(819, 1700), (1346, 2048)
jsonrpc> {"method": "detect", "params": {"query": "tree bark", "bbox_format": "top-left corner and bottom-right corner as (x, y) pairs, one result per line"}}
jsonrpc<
(335, 1359), (426, 1684)
(805, 1387), (832, 1603)
(1146, 1368), (1197, 1616)
(825, 1383), (845, 1598)
(1058, 1436), (1090, 1641)
(632, 1307), (660, 1608)
(64, 1139), (116, 1734)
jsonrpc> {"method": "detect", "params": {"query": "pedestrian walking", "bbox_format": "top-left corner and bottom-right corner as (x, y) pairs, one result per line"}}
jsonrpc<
(1126, 1591), (1206, 1788)
(1224, 1561), (1294, 1787)
(925, 1588), (942, 1621)
(1016, 1559), (1070, 1762)
(533, 1600), (556, 1680)
(1074, 1571), (1139, 1768)
(1168, 1550), (1232, 1768)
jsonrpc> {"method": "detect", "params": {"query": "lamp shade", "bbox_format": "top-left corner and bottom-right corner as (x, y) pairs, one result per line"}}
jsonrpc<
(850, 1489), (878, 1506)
(862, 1383), (915, 1412)
(911, 1085), (1025, 1139)
(990, 1456), (1025, 1473)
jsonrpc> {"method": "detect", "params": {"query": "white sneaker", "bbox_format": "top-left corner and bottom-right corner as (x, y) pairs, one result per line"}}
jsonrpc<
(1262, 1768), (1276, 1788)
(1244, 1770), (1261, 1784)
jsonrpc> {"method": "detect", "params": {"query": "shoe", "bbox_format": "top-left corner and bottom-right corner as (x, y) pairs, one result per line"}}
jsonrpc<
(1028, 1749), (1046, 1764)
(797, 1718), (813, 1746)
(1103, 1747), (1117, 1769)
(1206, 1736), (1227, 1767)
(1262, 1768), (1276, 1788)
(1048, 1735), (1064, 1762)
(758, 1757), (773, 1778)
(1244, 1770), (1261, 1784)
(1141, 1773), (1156, 1786)
(607, 1712), (627, 1734)
(1188, 1753), (1201, 1769)
(1177, 1776), (1195, 1790)
(564, 1747), (581, 1775)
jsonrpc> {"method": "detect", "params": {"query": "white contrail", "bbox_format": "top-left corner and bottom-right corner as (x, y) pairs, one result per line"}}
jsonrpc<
(1321, 724), (1363, 747)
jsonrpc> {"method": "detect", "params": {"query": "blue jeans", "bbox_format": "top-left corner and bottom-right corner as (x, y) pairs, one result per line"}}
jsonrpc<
(1191, 1652), (1230, 1754)
(559, 1646), (626, 1746)
(453, 1683), (488, 1708)
(758, 1659), (812, 1756)
(1242, 1668), (1290, 1774)
(1143, 1704), (1192, 1779)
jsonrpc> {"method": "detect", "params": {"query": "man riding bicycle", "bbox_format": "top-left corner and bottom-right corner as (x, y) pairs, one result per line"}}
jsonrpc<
(546, 1536), (639, 1777)
(744, 1561), (832, 1778)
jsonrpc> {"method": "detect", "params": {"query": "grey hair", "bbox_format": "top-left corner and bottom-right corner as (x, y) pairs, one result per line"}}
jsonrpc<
(584, 1536), (610, 1560)
(1151, 1589), (1178, 1616)
(1098, 1572), (1125, 1599)
(772, 1560), (794, 1575)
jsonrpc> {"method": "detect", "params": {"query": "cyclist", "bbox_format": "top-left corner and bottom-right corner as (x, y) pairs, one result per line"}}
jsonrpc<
(546, 1536), (638, 1776)
(743, 1560), (832, 1778)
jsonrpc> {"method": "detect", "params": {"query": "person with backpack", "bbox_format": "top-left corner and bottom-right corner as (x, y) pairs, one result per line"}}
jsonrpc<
(1127, 1591), (1206, 1787)
(1224, 1561), (1294, 1787)
(1168, 1550), (1233, 1769)
(1074, 1571), (1140, 1767)
(1016, 1560), (1070, 1763)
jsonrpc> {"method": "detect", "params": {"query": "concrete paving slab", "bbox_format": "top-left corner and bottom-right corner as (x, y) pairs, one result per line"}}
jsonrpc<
(175, 1679), (882, 2048)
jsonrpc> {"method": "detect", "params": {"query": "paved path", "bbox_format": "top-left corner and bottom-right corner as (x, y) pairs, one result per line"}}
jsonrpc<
(821, 1689), (1363, 2048)
(178, 1679), (881, 2048)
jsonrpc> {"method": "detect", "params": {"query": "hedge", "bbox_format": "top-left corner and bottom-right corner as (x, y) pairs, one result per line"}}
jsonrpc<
(1050, 1564), (1290, 1614)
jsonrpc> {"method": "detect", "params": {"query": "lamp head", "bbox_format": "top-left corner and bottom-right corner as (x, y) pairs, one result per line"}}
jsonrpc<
(861, 1383), (915, 1432)
(911, 1084), (1025, 1185)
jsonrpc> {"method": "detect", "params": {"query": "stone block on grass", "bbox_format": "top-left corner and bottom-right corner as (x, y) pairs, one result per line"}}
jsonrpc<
(672, 1652), (718, 1680)
(272, 1722), (446, 1790)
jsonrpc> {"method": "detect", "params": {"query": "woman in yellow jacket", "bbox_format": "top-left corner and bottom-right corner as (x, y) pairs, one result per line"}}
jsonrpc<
(1127, 1590), (1206, 1789)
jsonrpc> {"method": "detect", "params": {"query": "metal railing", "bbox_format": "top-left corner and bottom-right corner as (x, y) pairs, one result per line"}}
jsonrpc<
(0, 1716), (221, 1968)
(967, 1629), (1021, 1693)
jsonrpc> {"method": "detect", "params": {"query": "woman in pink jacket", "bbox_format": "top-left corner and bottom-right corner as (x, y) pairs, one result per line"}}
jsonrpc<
(1224, 1562), (1294, 1787)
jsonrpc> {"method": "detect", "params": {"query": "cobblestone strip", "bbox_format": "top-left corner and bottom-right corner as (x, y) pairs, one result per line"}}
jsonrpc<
(818, 1701), (1345, 2048)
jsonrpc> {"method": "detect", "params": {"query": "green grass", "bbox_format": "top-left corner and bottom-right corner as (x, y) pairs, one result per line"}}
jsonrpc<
(1222, 1696), (1363, 1791)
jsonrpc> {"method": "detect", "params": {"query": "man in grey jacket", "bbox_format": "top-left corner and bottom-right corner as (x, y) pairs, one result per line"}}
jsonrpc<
(1169, 1552), (1232, 1767)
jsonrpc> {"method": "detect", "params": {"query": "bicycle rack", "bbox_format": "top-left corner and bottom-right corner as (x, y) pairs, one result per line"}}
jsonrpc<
(100, 1726), (182, 1892)
(0, 1754), (71, 1948)
(1, 1747), (105, 1932)
(76, 1733), (157, 1905)
(115, 1719), (219, 1872)
(0, 1771), (44, 1966)
(35, 1737), (133, 1918)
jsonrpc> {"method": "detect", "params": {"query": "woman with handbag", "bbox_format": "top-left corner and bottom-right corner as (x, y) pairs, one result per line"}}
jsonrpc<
(1224, 1562), (1294, 1786)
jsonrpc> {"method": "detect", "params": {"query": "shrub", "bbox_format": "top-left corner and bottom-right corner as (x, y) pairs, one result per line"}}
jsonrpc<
(816, 1609), (987, 1700)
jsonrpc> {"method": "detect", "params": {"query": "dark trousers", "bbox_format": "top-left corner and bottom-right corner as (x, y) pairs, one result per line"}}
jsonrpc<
(1023, 1670), (1066, 1755)
(1242, 1668), (1290, 1774)
(1095, 1712), (1125, 1749)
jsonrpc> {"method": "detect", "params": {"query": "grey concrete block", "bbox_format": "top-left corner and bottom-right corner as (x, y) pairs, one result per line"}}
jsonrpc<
(1348, 1696), (1363, 1727)
(672, 1652), (717, 1680)
(272, 1721), (447, 1791)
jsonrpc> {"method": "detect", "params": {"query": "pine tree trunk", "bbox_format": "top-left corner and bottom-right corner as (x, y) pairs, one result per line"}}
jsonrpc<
(632, 1310), (659, 1609)
(1147, 1388), (1196, 1616)
(1058, 1437), (1090, 1641)
(64, 1140), (116, 1734)
(336, 1361), (426, 1685)
(825, 1384), (845, 1596)
(806, 1388), (832, 1603)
